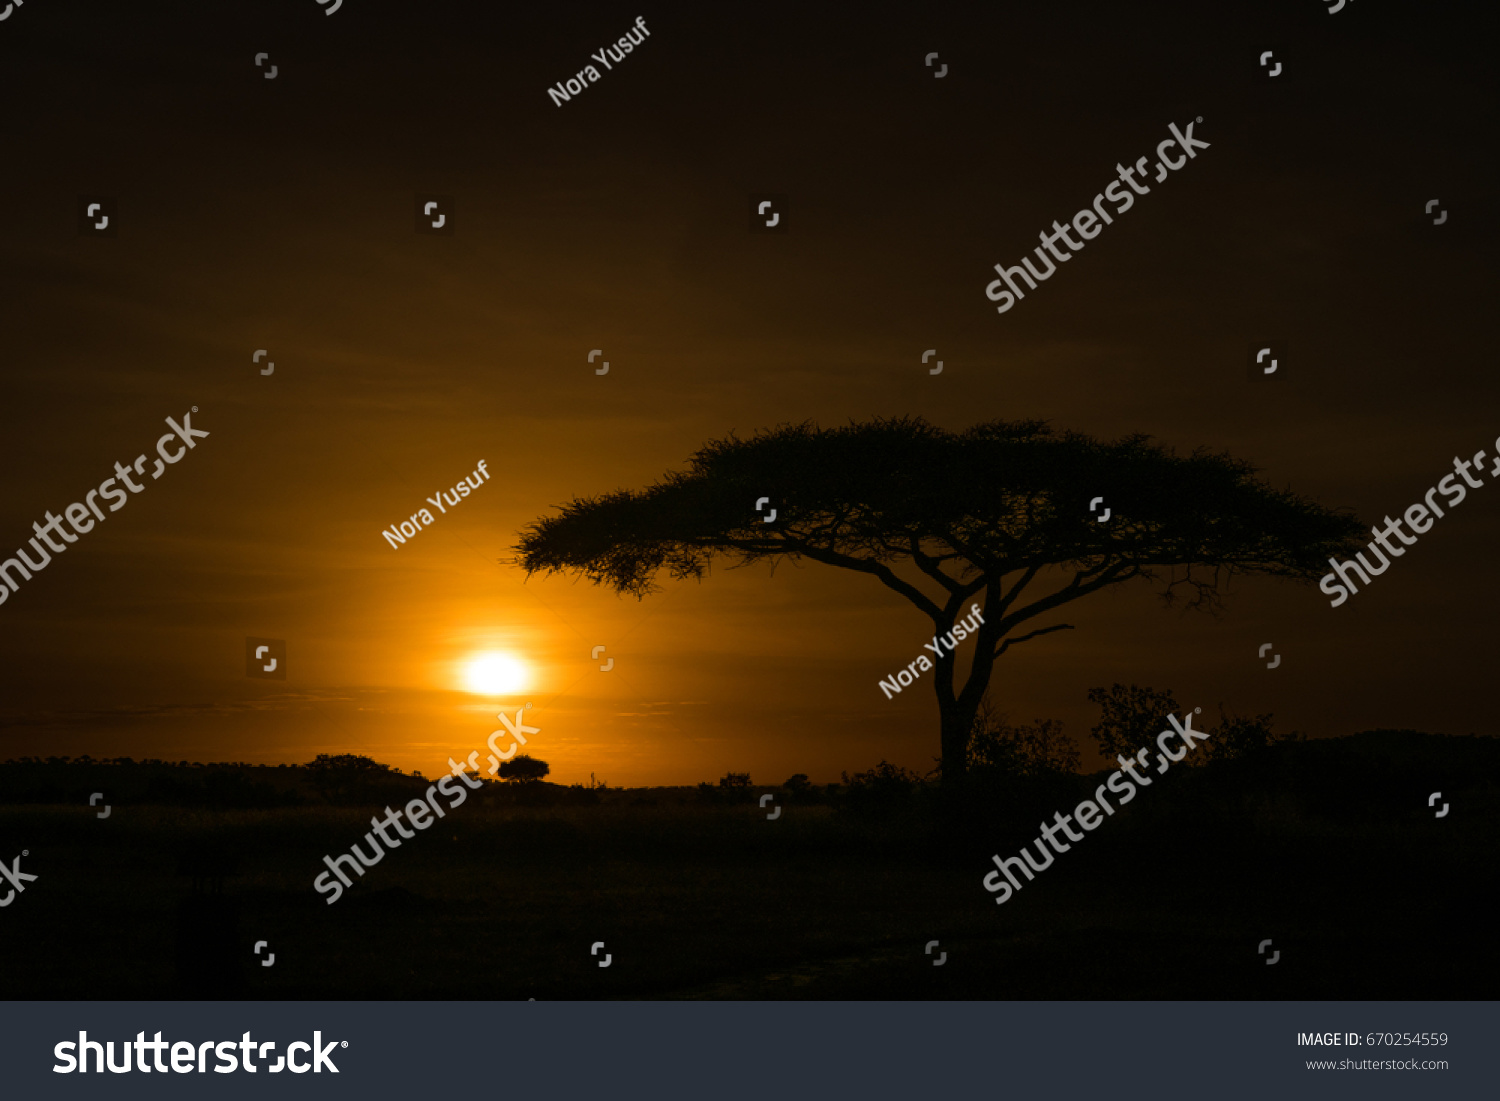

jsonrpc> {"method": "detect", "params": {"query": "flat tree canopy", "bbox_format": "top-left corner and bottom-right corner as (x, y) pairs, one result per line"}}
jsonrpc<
(498, 754), (550, 783)
(514, 417), (1364, 783)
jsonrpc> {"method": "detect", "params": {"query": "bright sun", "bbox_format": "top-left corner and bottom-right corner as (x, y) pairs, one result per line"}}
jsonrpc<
(463, 652), (530, 696)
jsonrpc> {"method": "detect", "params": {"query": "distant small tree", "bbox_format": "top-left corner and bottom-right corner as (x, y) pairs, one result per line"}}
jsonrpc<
(1086, 683), (1182, 765)
(718, 771), (752, 789)
(498, 755), (551, 783)
(782, 773), (811, 793)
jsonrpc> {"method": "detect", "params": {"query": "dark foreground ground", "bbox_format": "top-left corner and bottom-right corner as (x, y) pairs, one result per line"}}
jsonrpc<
(1, 732), (1497, 1000)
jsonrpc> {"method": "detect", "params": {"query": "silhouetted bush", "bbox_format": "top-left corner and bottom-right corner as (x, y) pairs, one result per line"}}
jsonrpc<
(305, 754), (420, 805)
(967, 699), (1081, 779)
(837, 760), (926, 820)
(694, 771), (756, 805)
(1200, 705), (1300, 764)
(1086, 683), (1181, 764)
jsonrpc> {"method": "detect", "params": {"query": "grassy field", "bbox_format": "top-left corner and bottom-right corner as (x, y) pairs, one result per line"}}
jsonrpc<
(3, 746), (1497, 999)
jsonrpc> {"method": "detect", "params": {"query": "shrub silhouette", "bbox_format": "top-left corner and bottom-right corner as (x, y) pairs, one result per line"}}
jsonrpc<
(1086, 683), (1182, 764)
(1201, 705), (1299, 763)
(1087, 685), (1297, 769)
(696, 772), (755, 804)
(839, 760), (925, 819)
(967, 698), (1080, 779)
(304, 753), (414, 805)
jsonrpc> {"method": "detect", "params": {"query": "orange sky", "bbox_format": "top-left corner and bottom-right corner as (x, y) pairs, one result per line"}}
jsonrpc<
(0, 3), (1495, 784)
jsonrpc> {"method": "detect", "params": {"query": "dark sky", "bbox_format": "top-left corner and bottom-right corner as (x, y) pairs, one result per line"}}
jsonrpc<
(0, 0), (1495, 784)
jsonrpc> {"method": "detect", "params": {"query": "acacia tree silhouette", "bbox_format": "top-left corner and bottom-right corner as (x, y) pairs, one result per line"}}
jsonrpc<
(498, 754), (550, 783)
(513, 418), (1364, 787)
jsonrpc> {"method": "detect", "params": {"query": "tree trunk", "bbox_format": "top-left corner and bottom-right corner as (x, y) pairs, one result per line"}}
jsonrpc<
(934, 602), (1001, 790)
(939, 698), (977, 787)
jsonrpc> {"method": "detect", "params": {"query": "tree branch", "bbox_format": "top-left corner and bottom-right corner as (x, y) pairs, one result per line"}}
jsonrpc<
(792, 542), (946, 621)
(995, 622), (1075, 659)
(991, 564), (1040, 620)
(998, 563), (1140, 634)
(908, 535), (964, 595)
